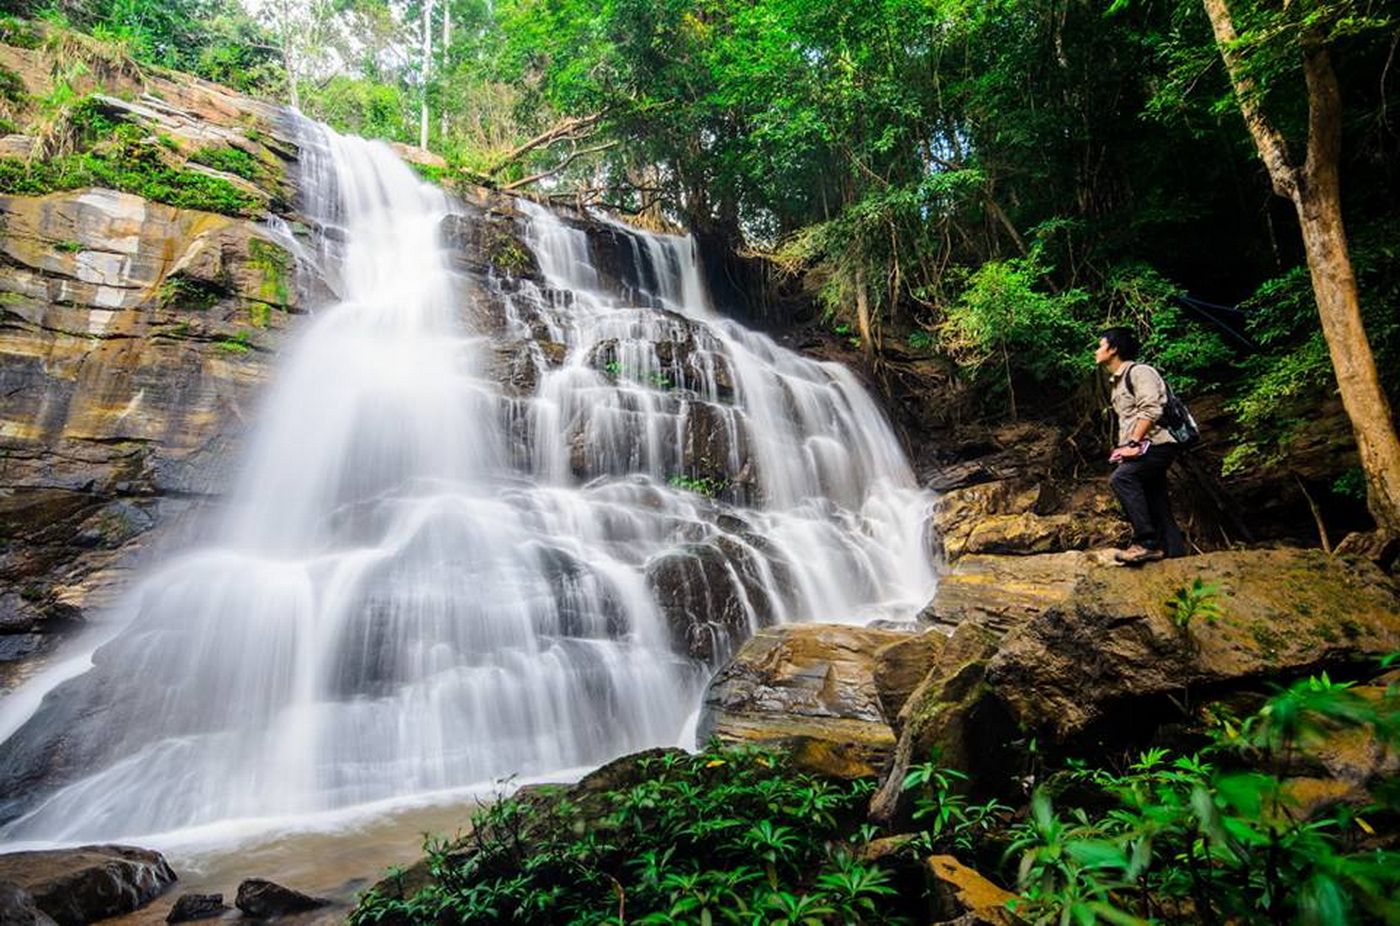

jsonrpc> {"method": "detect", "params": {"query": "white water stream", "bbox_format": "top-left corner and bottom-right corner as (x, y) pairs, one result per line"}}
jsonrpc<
(0, 122), (935, 846)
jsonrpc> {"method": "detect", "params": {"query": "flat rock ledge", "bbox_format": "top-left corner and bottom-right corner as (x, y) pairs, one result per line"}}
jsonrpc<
(0, 844), (176, 925)
(701, 547), (1400, 819)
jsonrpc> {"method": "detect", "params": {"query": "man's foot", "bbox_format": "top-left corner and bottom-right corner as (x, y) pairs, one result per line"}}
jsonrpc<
(1115, 544), (1165, 565)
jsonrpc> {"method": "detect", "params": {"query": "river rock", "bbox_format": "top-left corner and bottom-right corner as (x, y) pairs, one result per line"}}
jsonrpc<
(165, 892), (228, 922)
(0, 883), (58, 926)
(986, 549), (1400, 739)
(233, 879), (330, 918)
(869, 622), (1012, 822)
(0, 844), (176, 925)
(697, 624), (911, 777)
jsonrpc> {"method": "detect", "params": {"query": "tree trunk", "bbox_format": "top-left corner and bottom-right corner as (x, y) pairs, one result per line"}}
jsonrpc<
(854, 263), (874, 364)
(440, 2), (450, 141)
(1202, 0), (1400, 534)
(419, 0), (432, 150)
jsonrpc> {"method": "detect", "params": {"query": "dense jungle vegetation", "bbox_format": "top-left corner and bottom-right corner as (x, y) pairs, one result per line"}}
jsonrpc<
(9, 0), (1395, 537)
(4, 0), (1399, 530)
(351, 666), (1400, 925)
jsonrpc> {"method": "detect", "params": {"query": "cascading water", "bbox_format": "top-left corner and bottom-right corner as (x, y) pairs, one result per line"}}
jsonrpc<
(0, 120), (936, 844)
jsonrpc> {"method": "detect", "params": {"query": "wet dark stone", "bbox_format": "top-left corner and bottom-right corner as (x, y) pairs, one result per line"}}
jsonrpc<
(0, 633), (44, 662)
(234, 879), (329, 918)
(0, 844), (176, 926)
(645, 540), (782, 664)
(0, 882), (56, 926)
(166, 892), (228, 922)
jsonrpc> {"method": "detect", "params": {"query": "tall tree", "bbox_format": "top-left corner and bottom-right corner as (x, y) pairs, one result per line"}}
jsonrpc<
(1201, 0), (1400, 536)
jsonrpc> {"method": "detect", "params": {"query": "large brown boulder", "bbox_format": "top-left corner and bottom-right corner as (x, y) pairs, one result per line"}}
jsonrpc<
(918, 551), (1105, 635)
(986, 549), (1400, 739)
(0, 845), (176, 925)
(698, 624), (926, 777)
(869, 622), (1012, 822)
(933, 479), (1124, 562)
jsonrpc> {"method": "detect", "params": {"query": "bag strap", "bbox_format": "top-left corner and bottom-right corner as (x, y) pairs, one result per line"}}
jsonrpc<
(1123, 362), (1168, 399)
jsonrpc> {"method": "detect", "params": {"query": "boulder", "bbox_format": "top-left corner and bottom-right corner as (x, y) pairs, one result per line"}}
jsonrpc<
(697, 624), (910, 777)
(165, 892), (228, 922)
(870, 622), (1011, 822)
(986, 549), (1400, 740)
(233, 878), (329, 918)
(872, 631), (947, 722)
(646, 539), (784, 663)
(918, 551), (1102, 635)
(0, 883), (58, 926)
(0, 844), (176, 925)
(936, 479), (1125, 562)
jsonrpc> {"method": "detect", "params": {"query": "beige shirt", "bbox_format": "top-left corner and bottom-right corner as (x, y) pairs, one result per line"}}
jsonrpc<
(1110, 362), (1176, 446)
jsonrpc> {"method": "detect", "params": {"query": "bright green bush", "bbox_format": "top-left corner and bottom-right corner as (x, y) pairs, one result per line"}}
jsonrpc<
(938, 252), (1093, 417)
(1008, 669), (1400, 925)
(189, 144), (263, 183)
(0, 99), (261, 216)
(350, 746), (898, 926)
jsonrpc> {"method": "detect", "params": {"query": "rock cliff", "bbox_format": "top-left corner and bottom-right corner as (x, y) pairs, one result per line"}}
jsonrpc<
(0, 36), (518, 689)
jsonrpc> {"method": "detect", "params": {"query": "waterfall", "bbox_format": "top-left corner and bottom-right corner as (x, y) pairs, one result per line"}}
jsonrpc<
(0, 122), (936, 843)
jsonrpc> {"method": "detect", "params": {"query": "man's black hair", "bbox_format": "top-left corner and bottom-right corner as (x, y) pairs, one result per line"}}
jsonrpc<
(1100, 326), (1140, 361)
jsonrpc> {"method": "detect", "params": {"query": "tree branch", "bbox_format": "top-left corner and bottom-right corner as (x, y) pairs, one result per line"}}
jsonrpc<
(501, 141), (620, 191)
(486, 113), (604, 177)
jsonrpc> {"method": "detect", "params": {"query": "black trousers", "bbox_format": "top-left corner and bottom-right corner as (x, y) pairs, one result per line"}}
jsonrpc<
(1110, 443), (1185, 556)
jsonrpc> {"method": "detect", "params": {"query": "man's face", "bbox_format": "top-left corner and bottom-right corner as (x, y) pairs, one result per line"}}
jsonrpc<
(1094, 337), (1116, 366)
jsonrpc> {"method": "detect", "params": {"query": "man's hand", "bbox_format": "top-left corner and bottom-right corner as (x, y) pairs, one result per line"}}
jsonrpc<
(1109, 443), (1145, 464)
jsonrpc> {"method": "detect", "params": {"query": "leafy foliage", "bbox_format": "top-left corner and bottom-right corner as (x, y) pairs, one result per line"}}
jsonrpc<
(1165, 577), (1223, 629)
(13, 0), (281, 93)
(937, 253), (1093, 417)
(1008, 669), (1400, 925)
(1223, 219), (1400, 475)
(0, 99), (261, 216)
(349, 745), (900, 925)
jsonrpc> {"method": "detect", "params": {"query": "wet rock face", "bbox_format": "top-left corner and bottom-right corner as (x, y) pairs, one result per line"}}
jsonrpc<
(0, 844), (176, 925)
(234, 879), (330, 918)
(0, 187), (304, 687)
(698, 624), (930, 778)
(0, 186), (303, 687)
(646, 533), (790, 663)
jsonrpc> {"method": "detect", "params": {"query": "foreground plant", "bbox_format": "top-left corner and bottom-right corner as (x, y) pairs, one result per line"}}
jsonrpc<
(350, 745), (902, 925)
(1008, 667), (1400, 925)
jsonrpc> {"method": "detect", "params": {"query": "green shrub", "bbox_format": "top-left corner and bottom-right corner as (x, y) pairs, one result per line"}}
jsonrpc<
(190, 144), (263, 183)
(0, 16), (42, 50)
(667, 473), (728, 498)
(0, 64), (28, 104)
(1007, 669), (1400, 925)
(0, 145), (261, 217)
(350, 746), (898, 926)
(938, 251), (1093, 418)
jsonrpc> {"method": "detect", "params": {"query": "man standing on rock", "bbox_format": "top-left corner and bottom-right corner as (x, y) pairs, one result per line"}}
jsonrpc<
(1096, 326), (1185, 563)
